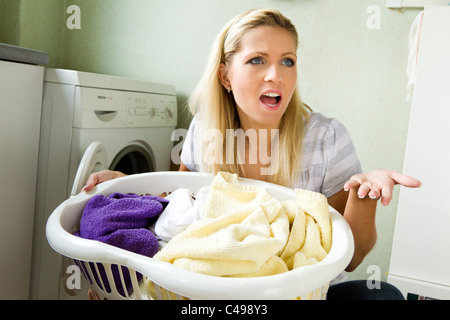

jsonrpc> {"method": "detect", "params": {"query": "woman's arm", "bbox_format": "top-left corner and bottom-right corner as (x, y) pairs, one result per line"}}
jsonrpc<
(179, 161), (191, 172)
(328, 189), (377, 272)
(328, 170), (421, 272)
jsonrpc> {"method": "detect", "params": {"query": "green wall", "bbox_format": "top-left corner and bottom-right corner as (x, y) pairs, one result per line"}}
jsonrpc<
(0, 0), (65, 66)
(0, 0), (423, 283)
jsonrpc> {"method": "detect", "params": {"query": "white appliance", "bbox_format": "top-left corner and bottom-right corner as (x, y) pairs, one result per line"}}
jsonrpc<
(0, 60), (44, 299)
(30, 68), (177, 299)
(388, 6), (450, 300)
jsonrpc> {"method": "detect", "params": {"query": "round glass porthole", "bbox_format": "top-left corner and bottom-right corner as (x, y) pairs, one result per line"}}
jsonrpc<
(109, 144), (154, 174)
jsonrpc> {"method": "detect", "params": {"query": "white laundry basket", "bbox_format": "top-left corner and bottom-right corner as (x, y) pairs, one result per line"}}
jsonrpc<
(46, 171), (354, 300)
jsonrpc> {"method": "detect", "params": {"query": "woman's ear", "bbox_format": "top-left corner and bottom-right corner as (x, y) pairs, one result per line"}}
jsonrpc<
(218, 63), (230, 90)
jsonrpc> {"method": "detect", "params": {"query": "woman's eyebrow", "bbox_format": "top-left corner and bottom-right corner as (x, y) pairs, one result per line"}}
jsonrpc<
(245, 51), (297, 58)
(281, 52), (297, 57)
(248, 51), (269, 57)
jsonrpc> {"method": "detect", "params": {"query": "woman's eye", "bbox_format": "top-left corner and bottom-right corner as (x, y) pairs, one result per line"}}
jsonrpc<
(281, 58), (295, 67)
(248, 56), (263, 65)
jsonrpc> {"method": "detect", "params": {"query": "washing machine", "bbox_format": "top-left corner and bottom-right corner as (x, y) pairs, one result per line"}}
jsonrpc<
(30, 68), (177, 299)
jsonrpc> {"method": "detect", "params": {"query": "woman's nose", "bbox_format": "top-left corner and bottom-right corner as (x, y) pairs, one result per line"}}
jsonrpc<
(264, 64), (282, 83)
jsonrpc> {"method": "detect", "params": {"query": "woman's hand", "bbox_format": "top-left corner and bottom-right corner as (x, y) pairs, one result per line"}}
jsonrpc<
(83, 170), (127, 192)
(343, 170), (421, 206)
(340, 169), (420, 271)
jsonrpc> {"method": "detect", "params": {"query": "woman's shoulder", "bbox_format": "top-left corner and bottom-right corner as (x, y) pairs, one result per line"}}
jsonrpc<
(304, 112), (351, 142)
(305, 112), (344, 133)
(184, 114), (200, 133)
(306, 112), (341, 128)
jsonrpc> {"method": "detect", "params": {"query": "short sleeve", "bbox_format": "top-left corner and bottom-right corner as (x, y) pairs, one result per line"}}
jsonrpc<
(180, 116), (200, 172)
(321, 118), (362, 197)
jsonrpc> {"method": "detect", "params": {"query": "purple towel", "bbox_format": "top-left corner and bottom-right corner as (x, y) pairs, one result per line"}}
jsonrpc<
(77, 192), (168, 296)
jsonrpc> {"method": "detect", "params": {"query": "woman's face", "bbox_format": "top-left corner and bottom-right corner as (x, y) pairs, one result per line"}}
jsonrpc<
(220, 26), (298, 130)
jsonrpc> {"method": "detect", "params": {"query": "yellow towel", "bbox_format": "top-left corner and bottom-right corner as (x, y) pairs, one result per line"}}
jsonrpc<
(279, 197), (329, 269)
(297, 214), (328, 262)
(279, 200), (306, 262)
(153, 172), (289, 277)
(151, 172), (332, 280)
(295, 189), (332, 253)
(232, 256), (289, 277)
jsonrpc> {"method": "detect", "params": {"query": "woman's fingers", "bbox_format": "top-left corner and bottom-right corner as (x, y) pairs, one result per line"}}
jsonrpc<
(391, 171), (422, 188)
(357, 183), (371, 199)
(343, 174), (365, 191)
(367, 188), (380, 200)
(83, 172), (100, 192)
(344, 170), (421, 206)
(82, 170), (126, 193)
(380, 184), (393, 206)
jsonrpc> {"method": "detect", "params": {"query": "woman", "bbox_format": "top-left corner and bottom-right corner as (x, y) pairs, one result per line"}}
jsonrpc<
(85, 9), (420, 299)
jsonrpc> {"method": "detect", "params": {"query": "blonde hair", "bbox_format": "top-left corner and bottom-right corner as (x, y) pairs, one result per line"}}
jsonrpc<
(188, 8), (310, 187)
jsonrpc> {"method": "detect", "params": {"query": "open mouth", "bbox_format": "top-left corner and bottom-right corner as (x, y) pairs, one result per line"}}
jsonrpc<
(260, 92), (282, 108)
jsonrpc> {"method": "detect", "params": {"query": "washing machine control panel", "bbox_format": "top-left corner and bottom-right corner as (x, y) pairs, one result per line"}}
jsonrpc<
(74, 87), (177, 128)
(126, 92), (177, 128)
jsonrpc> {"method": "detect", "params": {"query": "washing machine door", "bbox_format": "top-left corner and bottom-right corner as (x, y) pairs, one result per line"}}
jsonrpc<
(70, 141), (108, 196)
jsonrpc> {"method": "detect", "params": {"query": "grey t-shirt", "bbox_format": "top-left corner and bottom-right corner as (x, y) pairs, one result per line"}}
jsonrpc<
(180, 112), (361, 198)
